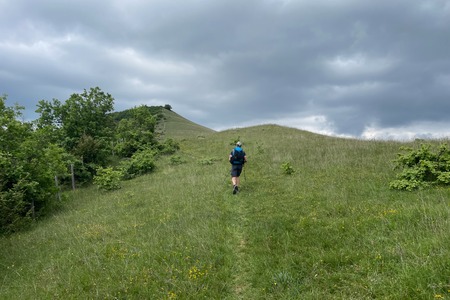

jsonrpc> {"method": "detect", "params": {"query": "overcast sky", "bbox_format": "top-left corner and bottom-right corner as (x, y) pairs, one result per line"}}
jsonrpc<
(1, 0), (450, 139)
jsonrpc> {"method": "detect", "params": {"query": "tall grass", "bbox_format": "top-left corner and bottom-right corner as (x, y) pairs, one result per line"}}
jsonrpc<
(1, 125), (449, 299)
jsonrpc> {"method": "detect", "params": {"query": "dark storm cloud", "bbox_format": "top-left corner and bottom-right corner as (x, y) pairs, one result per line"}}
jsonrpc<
(1, 0), (450, 139)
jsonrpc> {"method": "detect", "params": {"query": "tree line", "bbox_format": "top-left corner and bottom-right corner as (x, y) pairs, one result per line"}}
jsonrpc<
(0, 87), (177, 234)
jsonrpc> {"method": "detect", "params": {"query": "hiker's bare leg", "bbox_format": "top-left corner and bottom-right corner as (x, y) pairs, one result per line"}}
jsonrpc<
(236, 177), (240, 187)
(232, 177), (237, 186)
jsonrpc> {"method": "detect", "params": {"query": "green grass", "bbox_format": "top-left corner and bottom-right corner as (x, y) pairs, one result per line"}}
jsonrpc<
(156, 109), (216, 140)
(1, 125), (450, 299)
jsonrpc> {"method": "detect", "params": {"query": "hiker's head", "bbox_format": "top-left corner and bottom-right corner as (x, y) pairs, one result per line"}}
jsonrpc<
(236, 141), (242, 147)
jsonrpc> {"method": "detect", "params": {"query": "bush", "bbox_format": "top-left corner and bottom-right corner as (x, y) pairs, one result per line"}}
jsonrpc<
(159, 139), (180, 155)
(389, 178), (428, 191)
(93, 167), (122, 191)
(120, 149), (156, 180)
(390, 143), (450, 190)
(170, 155), (186, 165)
(281, 162), (295, 175)
(0, 152), (35, 233)
(199, 158), (214, 165)
(437, 171), (450, 184)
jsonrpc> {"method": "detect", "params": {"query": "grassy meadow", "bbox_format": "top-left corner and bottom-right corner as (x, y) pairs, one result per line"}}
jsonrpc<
(1, 124), (450, 299)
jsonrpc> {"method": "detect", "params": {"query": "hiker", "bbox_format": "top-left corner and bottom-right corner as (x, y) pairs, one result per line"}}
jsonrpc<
(229, 141), (247, 194)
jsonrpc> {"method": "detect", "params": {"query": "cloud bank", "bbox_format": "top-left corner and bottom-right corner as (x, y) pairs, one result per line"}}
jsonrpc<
(1, 0), (450, 139)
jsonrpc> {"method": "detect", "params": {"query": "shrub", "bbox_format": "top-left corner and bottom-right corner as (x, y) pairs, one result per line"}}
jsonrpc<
(159, 139), (180, 155)
(0, 152), (35, 233)
(390, 143), (450, 190)
(281, 162), (295, 175)
(437, 171), (450, 184)
(120, 149), (156, 180)
(199, 158), (215, 165)
(170, 155), (186, 165)
(389, 178), (428, 191)
(93, 167), (122, 191)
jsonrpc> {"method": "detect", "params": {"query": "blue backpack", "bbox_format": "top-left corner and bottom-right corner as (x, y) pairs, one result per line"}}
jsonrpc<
(230, 148), (245, 165)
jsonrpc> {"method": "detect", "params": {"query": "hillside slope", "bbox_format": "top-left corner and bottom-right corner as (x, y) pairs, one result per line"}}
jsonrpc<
(157, 109), (215, 139)
(1, 124), (449, 299)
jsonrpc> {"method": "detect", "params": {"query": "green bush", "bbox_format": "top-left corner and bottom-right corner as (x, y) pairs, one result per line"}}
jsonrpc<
(170, 155), (186, 165)
(388, 178), (428, 191)
(0, 152), (35, 233)
(281, 162), (295, 175)
(120, 149), (156, 180)
(158, 138), (180, 155)
(437, 171), (450, 184)
(199, 158), (215, 165)
(390, 143), (450, 190)
(93, 167), (122, 191)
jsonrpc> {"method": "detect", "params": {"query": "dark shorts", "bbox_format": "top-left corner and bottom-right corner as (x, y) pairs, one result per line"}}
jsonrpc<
(230, 164), (243, 177)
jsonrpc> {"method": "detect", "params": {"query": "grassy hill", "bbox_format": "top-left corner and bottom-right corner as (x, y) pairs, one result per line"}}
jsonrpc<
(156, 108), (216, 139)
(1, 121), (449, 299)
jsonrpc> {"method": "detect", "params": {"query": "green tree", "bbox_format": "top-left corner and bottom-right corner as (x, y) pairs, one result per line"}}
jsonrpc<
(0, 96), (31, 151)
(34, 98), (64, 145)
(60, 87), (114, 150)
(36, 87), (115, 165)
(115, 105), (157, 157)
(1, 96), (67, 233)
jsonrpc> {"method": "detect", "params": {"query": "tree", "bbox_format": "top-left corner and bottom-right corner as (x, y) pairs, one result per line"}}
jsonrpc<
(1, 96), (31, 152)
(60, 87), (114, 150)
(114, 105), (157, 157)
(36, 87), (115, 164)
(1, 95), (67, 233)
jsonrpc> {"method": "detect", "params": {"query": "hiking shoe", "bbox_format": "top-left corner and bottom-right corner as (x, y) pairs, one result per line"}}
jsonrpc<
(233, 185), (238, 194)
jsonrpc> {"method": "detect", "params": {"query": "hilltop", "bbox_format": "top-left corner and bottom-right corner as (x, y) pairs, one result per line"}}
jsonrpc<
(111, 105), (215, 139)
(0, 114), (449, 299)
(156, 108), (216, 139)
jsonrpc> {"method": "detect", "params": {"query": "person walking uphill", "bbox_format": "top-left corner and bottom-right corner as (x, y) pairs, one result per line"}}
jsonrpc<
(229, 141), (247, 194)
